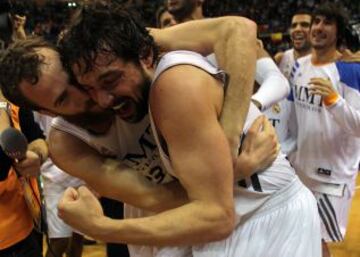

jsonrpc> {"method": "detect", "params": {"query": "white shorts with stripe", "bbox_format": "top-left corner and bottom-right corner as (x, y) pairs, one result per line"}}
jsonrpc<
(314, 189), (353, 242)
(192, 178), (321, 257)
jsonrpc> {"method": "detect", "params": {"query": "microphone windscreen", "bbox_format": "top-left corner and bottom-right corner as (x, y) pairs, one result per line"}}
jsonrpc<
(0, 127), (28, 160)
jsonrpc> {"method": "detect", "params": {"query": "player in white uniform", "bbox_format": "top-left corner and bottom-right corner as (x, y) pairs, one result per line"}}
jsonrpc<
(262, 10), (313, 156)
(288, 3), (360, 256)
(52, 6), (320, 256)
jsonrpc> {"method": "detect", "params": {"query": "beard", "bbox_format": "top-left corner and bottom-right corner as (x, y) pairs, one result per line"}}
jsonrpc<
(62, 108), (115, 135)
(112, 70), (151, 124)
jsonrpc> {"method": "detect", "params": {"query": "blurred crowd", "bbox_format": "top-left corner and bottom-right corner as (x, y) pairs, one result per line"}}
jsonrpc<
(2, 0), (359, 54)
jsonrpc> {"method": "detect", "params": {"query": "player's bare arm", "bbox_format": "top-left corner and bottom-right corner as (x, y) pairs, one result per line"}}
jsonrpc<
(151, 16), (258, 156)
(49, 128), (188, 212)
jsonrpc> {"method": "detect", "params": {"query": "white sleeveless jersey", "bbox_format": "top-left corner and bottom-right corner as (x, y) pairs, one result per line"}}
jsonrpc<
(289, 55), (360, 194)
(278, 49), (295, 79)
(51, 115), (175, 184)
(149, 50), (298, 218)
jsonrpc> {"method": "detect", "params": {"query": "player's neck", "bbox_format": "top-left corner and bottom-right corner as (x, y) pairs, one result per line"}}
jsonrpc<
(294, 48), (311, 60)
(311, 46), (341, 65)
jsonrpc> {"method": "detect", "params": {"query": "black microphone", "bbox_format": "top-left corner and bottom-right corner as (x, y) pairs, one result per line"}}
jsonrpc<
(0, 127), (28, 161)
(0, 127), (47, 233)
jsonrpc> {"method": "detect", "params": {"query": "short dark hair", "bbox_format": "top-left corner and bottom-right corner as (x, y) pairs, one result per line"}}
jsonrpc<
(292, 8), (312, 18)
(312, 2), (348, 47)
(0, 37), (57, 110)
(59, 5), (159, 76)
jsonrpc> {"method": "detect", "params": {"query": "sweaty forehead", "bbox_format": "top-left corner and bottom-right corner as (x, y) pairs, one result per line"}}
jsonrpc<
(72, 51), (118, 78)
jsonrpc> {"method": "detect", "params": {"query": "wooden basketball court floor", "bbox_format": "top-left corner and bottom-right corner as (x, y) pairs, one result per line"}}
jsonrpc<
(79, 176), (360, 257)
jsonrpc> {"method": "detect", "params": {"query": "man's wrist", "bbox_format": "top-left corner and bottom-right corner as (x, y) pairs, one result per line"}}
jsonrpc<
(30, 149), (45, 165)
(93, 216), (113, 241)
(235, 153), (255, 180)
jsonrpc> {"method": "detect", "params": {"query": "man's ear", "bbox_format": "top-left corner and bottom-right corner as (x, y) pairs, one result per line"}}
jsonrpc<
(140, 49), (154, 69)
(38, 109), (56, 117)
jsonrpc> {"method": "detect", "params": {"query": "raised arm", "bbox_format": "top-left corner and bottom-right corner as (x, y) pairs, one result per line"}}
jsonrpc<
(49, 128), (188, 212)
(151, 16), (258, 155)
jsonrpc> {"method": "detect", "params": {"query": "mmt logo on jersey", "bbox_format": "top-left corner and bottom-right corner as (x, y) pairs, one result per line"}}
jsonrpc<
(293, 84), (323, 112)
(123, 125), (171, 184)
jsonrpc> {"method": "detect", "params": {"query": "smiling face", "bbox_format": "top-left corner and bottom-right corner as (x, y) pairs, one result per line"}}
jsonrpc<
(18, 47), (114, 132)
(73, 52), (152, 123)
(19, 48), (103, 116)
(310, 15), (338, 50)
(290, 14), (312, 53)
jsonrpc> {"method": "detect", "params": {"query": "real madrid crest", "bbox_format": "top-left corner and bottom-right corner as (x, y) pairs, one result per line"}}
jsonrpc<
(272, 103), (281, 114)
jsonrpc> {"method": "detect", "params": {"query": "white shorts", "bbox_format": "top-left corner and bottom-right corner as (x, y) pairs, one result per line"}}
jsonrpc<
(124, 205), (192, 257)
(125, 178), (321, 257)
(192, 178), (321, 257)
(314, 188), (353, 242)
(43, 178), (73, 238)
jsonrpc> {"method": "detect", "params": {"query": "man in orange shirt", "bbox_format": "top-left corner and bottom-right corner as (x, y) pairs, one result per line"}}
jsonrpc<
(0, 98), (48, 257)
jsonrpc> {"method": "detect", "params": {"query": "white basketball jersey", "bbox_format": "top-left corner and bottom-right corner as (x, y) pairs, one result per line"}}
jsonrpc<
(289, 55), (360, 195)
(149, 50), (298, 219)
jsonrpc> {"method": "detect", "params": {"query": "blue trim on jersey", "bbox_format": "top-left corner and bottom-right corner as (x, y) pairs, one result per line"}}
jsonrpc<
(287, 87), (294, 102)
(336, 61), (360, 92)
(288, 60), (301, 102)
(290, 60), (300, 80)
